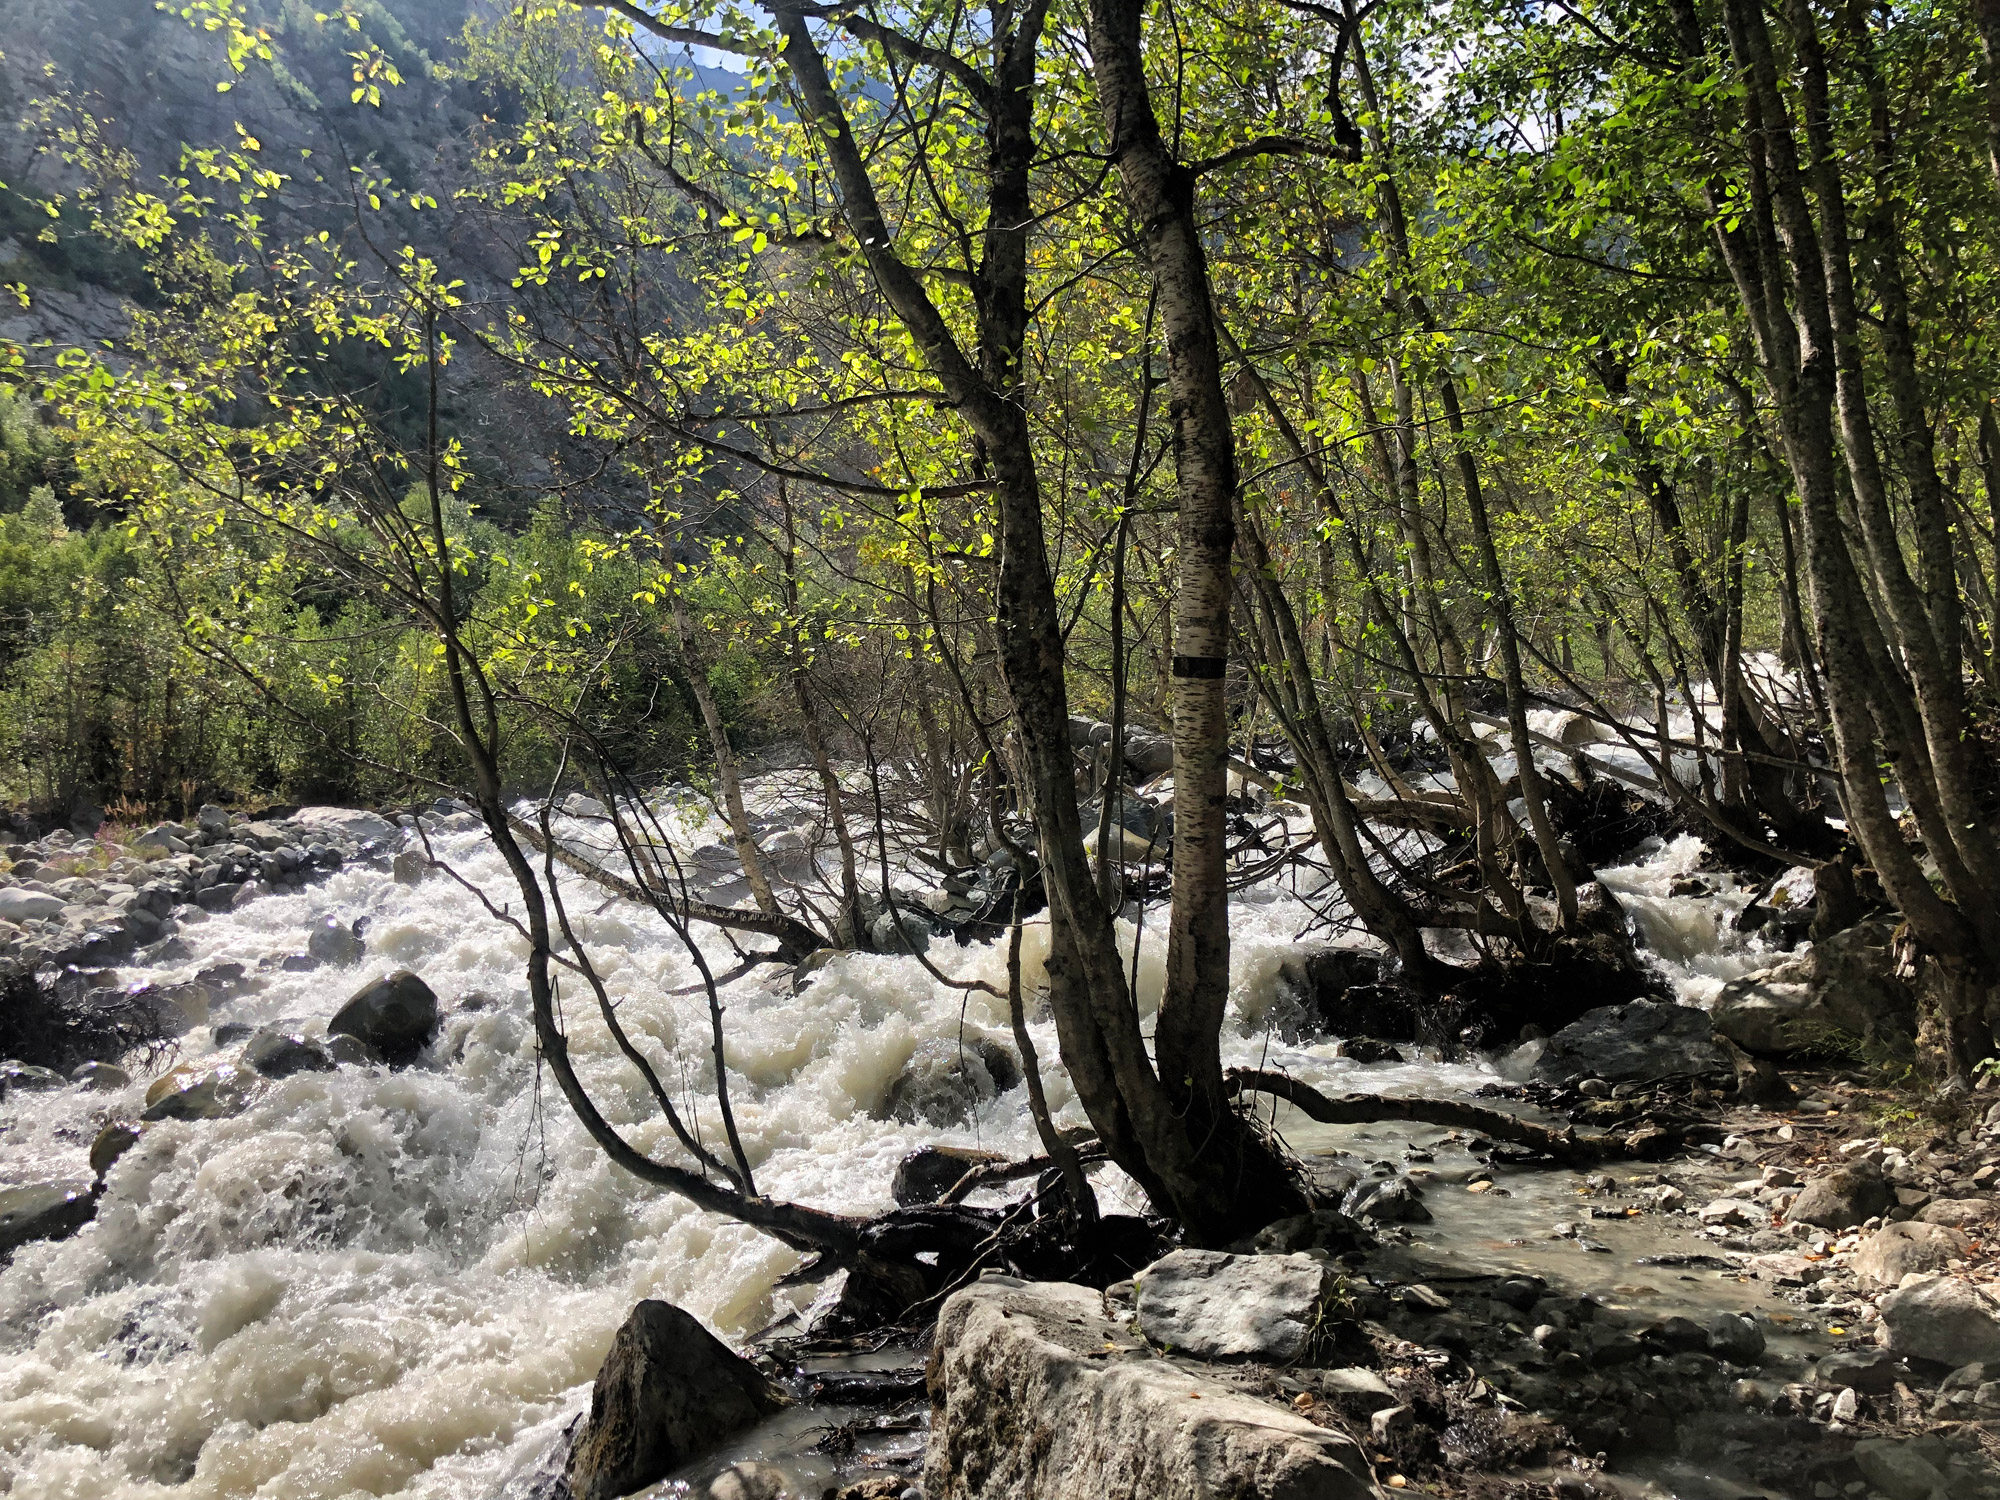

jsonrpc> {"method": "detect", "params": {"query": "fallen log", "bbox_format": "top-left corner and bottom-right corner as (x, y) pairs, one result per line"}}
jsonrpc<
(1226, 1068), (1617, 1164)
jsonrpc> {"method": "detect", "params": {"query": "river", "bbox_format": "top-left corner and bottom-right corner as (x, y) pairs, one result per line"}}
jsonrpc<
(0, 787), (1795, 1499)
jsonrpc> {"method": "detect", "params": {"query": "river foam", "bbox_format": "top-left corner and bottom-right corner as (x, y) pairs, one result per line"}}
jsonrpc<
(0, 791), (1765, 1498)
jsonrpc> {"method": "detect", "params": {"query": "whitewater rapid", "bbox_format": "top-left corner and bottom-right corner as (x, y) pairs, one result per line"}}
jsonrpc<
(0, 798), (1792, 1500)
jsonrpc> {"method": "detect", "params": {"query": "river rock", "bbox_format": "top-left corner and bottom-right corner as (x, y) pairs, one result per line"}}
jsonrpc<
(1533, 999), (1731, 1085)
(1787, 1162), (1893, 1229)
(1851, 1222), (1971, 1288)
(330, 970), (440, 1064)
(1080, 823), (1163, 868)
(879, 1035), (1020, 1126)
(242, 1027), (336, 1079)
(1135, 1249), (1341, 1362)
(1343, 1174), (1430, 1223)
(0, 1183), (97, 1255)
(1, 1060), (67, 1092)
(194, 882), (243, 913)
(195, 803), (232, 834)
(1710, 967), (1815, 1057)
(1916, 1197), (1994, 1230)
(706, 1463), (795, 1500)
(564, 1300), (790, 1500)
(0, 889), (64, 924)
(1331, 1037), (1404, 1064)
(1878, 1273), (2000, 1368)
(141, 1066), (253, 1121)
(1851, 1439), (1948, 1500)
(70, 1060), (130, 1090)
(1706, 1312), (1766, 1365)
(868, 907), (933, 957)
(324, 1033), (377, 1066)
(1120, 729), (1174, 778)
(306, 917), (366, 965)
(927, 1278), (1377, 1500)
(290, 806), (398, 843)
(1227, 1209), (1373, 1258)
(392, 850), (429, 885)
(1815, 1347), (1902, 1392)
(90, 1122), (142, 1179)
(791, 947), (841, 994)
(1807, 921), (1918, 1051)
(801, 1256), (931, 1336)
(131, 823), (192, 853)
(891, 1145), (1005, 1206)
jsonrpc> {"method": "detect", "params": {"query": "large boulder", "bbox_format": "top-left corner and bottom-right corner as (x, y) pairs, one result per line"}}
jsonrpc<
(1851, 1222), (1971, 1289)
(1851, 1439), (1950, 1500)
(1119, 729), (1174, 779)
(878, 1035), (1020, 1126)
(1877, 1273), (2000, 1369)
(1917, 1198), (1996, 1230)
(868, 907), (933, 957)
(1533, 999), (1731, 1085)
(1787, 1162), (1893, 1230)
(926, 1278), (1378, 1500)
(329, 971), (440, 1065)
(565, 1300), (790, 1500)
(1135, 1250), (1344, 1363)
(1807, 922), (1917, 1050)
(1710, 966), (1815, 1057)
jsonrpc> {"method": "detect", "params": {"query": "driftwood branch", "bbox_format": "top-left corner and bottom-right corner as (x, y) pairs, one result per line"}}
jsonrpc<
(507, 812), (828, 960)
(1227, 1069), (1612, 1163)
(938, 1140), (1107, 1205)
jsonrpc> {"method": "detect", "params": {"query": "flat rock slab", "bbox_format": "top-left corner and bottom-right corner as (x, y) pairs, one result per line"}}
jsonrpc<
(1878, 1273), (2000, 1370)
(1533, 999), (1731, 1085)
(926, 1278), (1379, 1500)
(1137, 1249), (1341, 1363)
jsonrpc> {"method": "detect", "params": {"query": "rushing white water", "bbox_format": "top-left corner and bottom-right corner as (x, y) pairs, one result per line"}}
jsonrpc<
(0, 787), (1778, 1500)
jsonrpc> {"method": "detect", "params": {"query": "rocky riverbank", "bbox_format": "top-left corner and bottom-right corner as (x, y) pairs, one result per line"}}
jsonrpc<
(540, 1064), (1999, 1500)
(0, 797), (1993, 1500)
(0, 801), (475, 978)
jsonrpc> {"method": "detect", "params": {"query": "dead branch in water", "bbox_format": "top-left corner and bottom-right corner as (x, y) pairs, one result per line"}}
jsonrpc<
(507, 811), (827, 960)
(1226, 1068), (1613, 1163)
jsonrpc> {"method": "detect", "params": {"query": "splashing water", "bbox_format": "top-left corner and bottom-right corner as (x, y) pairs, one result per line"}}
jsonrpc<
(0, 795), (1761, 1499)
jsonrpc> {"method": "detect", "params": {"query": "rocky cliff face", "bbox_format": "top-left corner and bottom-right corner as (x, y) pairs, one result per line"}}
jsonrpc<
(0, 0), (604, 520)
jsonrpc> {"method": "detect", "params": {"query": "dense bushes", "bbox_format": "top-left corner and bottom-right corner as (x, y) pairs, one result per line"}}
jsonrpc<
(0, 420), (741, 819)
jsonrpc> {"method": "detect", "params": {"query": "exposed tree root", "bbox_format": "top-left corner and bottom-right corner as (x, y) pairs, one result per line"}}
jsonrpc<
(1226, 1068), (1616, 1163)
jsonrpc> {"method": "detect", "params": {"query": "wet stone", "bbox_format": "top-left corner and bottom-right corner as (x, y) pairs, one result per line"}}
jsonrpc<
(890, 1145), (1005, 1206)
(90, 1122), (142, 1179)
(306, 917), (365, 965)
(330, 970), (440, 1065)
(0, 1183), (97, 1255)
(70, 1060), (130, 1091)
(242, 1027), (336, 1079)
